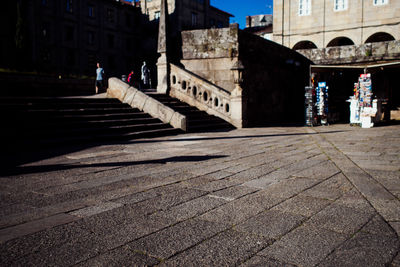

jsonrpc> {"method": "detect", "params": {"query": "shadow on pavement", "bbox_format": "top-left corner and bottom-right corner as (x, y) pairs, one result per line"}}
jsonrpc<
(0, 155), (227, 176)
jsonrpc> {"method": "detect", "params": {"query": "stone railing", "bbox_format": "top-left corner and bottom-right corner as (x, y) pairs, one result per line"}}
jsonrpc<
(107, 78), (187, 131)
(170, 64), (242, 128)
(298, 40), (400, 65)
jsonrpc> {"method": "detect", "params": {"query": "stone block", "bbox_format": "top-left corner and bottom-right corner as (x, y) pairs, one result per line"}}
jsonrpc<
(122, 87), (136, 105)
(131, 90), (149, 110)
(259, 225), (347, 267)
(143, 98), (173, 123)
(372, 41), (388, 56)
(107, 78), (129, 100)
(340, 45), (356, 59)
(170, 112), (187, 131)
(388, 40), (400, 55)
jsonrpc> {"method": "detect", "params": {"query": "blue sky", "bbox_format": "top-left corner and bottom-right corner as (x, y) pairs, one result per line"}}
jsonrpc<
(128, 0), (273, 29)
(211, 0), (273, 28)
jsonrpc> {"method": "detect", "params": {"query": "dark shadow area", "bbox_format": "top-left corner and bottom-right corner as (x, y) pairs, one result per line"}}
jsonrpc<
(0, 129), (346, 172)
(0, 155), (227, 177)
(123, 130), (347, 145)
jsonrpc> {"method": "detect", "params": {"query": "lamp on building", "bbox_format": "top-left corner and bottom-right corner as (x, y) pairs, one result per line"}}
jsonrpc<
(230, 60), (244, 84)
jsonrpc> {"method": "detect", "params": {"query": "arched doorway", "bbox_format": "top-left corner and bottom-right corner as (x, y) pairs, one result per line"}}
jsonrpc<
(327, 37), (354, 47)
(365, 32), (395, 43)
(292, 41), (317, 50)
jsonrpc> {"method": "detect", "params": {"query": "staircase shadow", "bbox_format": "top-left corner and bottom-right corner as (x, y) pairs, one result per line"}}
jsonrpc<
(0, 155), (227, 176)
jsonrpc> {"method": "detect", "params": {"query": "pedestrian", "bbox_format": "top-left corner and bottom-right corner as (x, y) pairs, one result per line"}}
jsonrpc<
(95, 62), (104, 94)
(127, 70), (134, 86)
(141, 61), (150, 89)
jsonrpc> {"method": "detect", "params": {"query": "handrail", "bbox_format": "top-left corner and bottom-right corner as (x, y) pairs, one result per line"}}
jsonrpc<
(169, 63), (242, 128)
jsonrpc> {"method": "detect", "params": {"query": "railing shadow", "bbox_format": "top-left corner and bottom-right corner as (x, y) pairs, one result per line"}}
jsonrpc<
(0, 155), (227, 176)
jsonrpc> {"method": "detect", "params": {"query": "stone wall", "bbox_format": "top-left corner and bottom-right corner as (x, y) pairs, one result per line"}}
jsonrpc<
(239, 31), (311, 126)
(179, 25), (311, 126)
(181, 25), (239, 92)
(298, 40), (400, 65)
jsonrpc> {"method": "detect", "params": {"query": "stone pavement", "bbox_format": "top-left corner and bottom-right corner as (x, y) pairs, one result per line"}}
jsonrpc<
(0, 124), (399, 266)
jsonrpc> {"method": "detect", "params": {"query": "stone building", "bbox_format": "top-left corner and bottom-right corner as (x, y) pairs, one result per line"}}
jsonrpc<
(139, 0), (232, 32)
(1, 0), (145, 77)
(244, 14), (273, 40)
(273, 0), (400, 49)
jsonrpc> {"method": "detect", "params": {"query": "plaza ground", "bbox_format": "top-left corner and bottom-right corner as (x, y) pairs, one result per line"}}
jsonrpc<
(1, 124), (399, 266)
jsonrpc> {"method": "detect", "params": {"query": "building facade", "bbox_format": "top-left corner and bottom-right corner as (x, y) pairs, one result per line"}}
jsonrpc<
(273, 0), (400, 49)
(2, 0), (145, 77)
(245, 14), (273, 40)
(139, 0), (231, 33)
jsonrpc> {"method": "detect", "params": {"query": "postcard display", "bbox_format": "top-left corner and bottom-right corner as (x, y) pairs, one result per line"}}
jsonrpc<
(348, 73), (378, 128)
(305, 82), (329, 126)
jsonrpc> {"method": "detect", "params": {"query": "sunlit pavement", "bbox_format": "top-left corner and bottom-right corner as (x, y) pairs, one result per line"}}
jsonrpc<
(1, 124), (399, 266)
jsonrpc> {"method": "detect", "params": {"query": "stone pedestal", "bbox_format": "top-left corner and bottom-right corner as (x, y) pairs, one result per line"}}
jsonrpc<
(157, 53), (169, 93)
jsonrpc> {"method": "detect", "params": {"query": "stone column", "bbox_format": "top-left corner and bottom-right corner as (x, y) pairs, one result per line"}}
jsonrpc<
(156, 0), (170, 94)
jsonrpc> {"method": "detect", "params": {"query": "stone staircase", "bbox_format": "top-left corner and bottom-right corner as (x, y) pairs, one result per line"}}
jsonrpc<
(144, 91), (234, 132)
(0, 96), (182, 151)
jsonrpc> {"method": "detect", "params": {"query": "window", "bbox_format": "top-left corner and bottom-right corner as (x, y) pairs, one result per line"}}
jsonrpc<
(88, 31), (94, 45)
(154, 11), (160, 20)
(41, 0), (47, 6)
(334, 0), (348, 11)
(191, 12), (198, 27)
(299, 0), (311, 16)
(106, 8), (115, 23)
(217, 20), (223, 28)
(374, 0), (388, 5)
(88, 5), (95, 17)
(66, 0), (73, 13)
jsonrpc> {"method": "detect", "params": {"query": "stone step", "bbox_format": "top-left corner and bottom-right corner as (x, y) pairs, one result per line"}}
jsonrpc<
(143, 91), (234, 132)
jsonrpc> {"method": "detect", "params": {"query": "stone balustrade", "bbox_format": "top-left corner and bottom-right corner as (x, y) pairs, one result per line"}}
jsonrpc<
(170, 63), (242, 128)
(107, 77), (187, 131)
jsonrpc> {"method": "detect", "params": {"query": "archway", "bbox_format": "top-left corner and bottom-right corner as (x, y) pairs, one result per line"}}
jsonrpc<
(365, 32), (395, 43)
(292, 41), (317, 50)
(327, 37), (354, 47)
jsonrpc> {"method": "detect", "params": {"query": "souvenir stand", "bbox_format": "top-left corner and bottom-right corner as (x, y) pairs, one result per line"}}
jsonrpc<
(304, 81), (329, 126)
(347, 73), (381, 128)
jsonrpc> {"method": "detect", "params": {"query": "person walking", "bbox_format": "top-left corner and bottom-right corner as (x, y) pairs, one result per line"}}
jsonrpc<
(95, 62), (104, 94)
(127, 70), (134, 86)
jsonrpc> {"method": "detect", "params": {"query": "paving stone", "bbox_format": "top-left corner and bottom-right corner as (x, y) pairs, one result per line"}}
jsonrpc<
(361, 215), (397, 237)
(292, 160), (340, 180)
(235, 210), (306, 240)
(259, 225), (347, 267)
(128, 218), (227, 260)
(239, 256), (297, 267)
(191, 178), (240, 192)
(198, 198), (265, 227)
(162, 229), (271, 266)
(153, 195), (228, 222)
(301, 173), (352, 200)
(305, 202), (375, 235)
(262, 177), (320, 199)
(390, 222), (400, 237)
(208, 185), (259, 201)
(0, 221), (90, 266)
(272, 194), (332, 217)
(318, 231), (399, 267)
(0, 200), (90, 229)
(76, 245), (160, 267)
(69, 201), (124, 218)
(0, 213), (79, 243)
